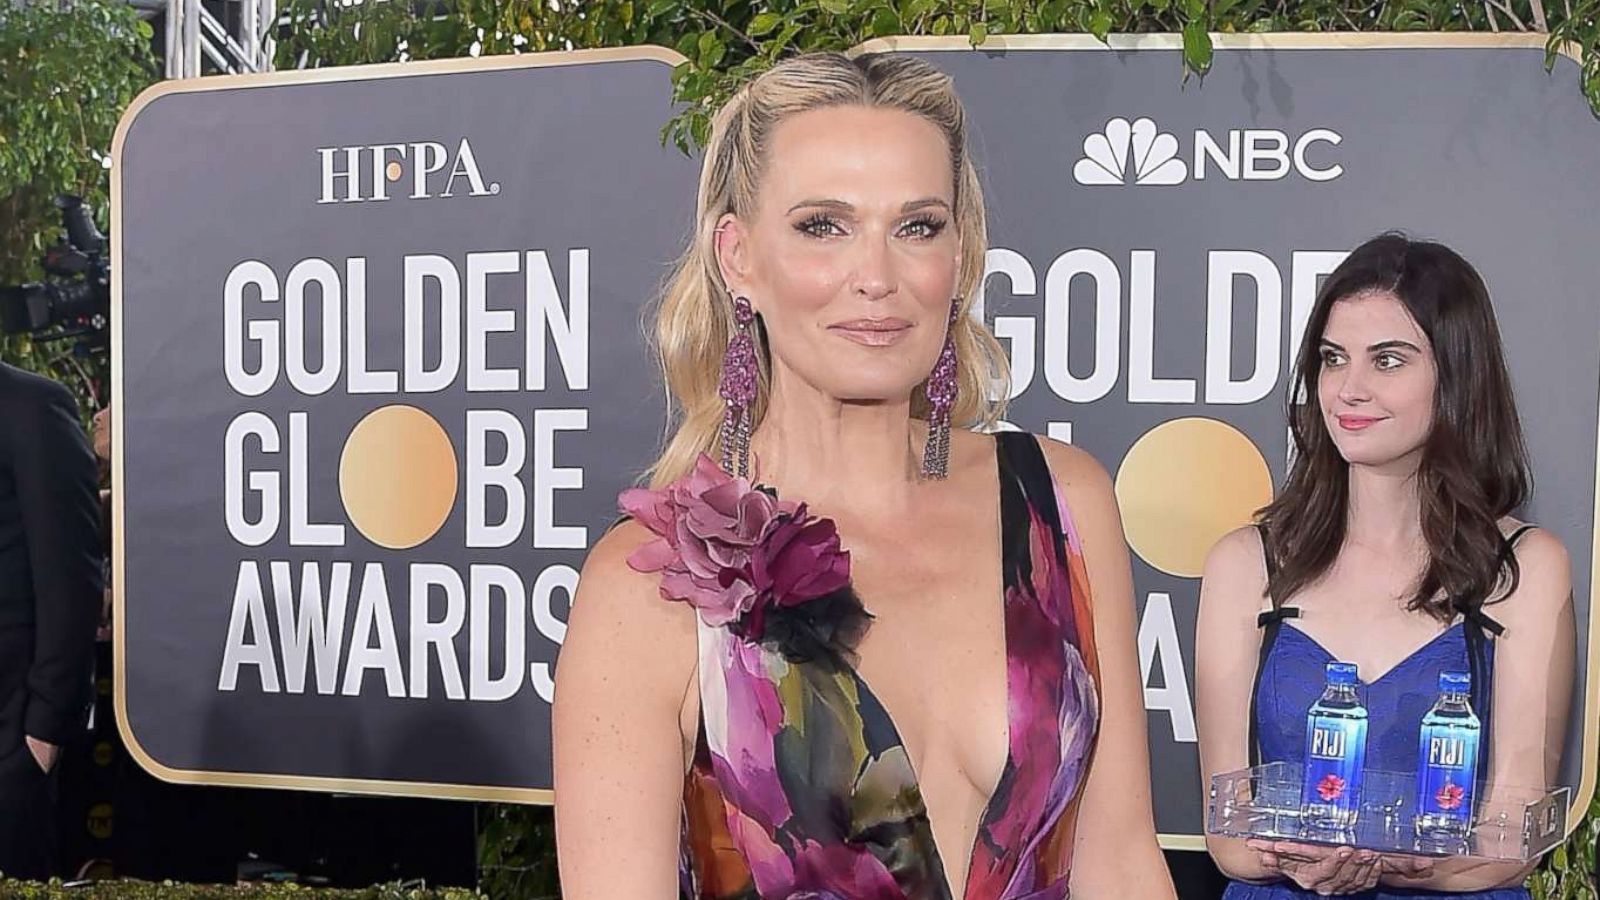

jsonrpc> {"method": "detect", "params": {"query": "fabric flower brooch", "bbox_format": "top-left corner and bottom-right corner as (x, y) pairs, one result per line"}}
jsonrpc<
(618, 455), (871, 664)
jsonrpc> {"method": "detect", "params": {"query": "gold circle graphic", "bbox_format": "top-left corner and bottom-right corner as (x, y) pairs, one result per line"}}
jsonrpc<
(339, 405), (458, 550)
(1114, 417), (1273, 579)
(385, 160), (403, 182)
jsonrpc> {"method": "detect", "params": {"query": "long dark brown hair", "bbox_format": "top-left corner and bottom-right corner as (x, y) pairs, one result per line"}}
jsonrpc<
(1257, 233), (1531, 620)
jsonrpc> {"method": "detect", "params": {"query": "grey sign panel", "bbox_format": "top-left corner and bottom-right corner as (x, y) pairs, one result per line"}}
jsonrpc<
(887, 34), (1599, 842)
(113, 49), (696, 801)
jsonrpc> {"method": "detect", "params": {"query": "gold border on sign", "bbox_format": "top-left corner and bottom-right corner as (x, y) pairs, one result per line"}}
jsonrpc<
(110, 45), (686, 808)
(853, 31), (1598, 851)
(853, 31), (1583, 63)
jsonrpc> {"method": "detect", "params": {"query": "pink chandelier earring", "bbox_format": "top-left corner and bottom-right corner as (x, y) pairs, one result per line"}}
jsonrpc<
(718, 294), (758, 478)
(921, 298), (961, 480)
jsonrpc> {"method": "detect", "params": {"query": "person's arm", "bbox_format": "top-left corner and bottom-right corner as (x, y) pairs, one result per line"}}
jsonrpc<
(1379, 527), (1575, 892)
(1196, 528), (1398, 894)
(1196, 526), (1283, 884)
(15, 380), (102, 763)
(1038, 438), (1176, 900)
(553, 520), (699, 899)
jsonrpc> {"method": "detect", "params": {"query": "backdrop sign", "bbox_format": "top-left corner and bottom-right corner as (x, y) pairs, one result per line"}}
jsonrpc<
(883, 34), (1600, 843)
(113, 49), (696, 802)
(115, 37), (1598, 840)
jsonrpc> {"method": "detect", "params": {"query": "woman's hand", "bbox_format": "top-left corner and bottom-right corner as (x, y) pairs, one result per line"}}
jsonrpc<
(1378, 854), (1437, 880)
(1246, 840), (1381, 895)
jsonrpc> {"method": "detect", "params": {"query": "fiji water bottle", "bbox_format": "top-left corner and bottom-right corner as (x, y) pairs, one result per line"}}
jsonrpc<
(1415, 671), (1481, 840)
(1301, 661), (1369, 831)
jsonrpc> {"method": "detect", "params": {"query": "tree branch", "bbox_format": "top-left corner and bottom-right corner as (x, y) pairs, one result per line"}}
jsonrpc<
(685, 6), (759, 53)
(1484, 0), (1529, 29)
(56, 352), (100, 410)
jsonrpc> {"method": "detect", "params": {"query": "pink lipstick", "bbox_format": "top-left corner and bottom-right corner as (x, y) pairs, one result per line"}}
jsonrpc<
(1335, 414), (1384, 431)
(828, 317), (913, 347)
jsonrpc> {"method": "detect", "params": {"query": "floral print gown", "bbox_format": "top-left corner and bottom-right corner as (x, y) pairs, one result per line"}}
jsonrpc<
(625, 431), (1101, 900)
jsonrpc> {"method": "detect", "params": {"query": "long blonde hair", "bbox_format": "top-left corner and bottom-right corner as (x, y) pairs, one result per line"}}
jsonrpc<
(646, 52), (1010, 487)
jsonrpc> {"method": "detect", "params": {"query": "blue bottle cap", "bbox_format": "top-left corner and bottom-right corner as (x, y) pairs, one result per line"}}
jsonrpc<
(1326, 661), (1359, 685)
(1439, 670), (1471, 693)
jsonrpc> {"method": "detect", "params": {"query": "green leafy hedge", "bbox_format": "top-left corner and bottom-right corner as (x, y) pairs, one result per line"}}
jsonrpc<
(0, 880), (478, 900)
(475, 805), (559, 898)
(1527, 781), (1600, 900)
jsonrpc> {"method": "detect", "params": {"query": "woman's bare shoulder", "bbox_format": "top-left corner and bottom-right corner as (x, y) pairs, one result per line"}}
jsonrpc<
(1196, 525), (1270, 616)
(1204, 525), (1267, 576)
(1023, 433), (1127, 564)
(951, 428), (1104, 482)
(1493, 521), (1572, 623)
(579, 519), (660, 589)
(567, 519), (699, 672)
(1027, 432), (1112, 493)
(1498, 517), (1568, 562)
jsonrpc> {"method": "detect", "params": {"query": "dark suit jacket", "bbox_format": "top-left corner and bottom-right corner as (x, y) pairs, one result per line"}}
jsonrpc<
(0, 362), (101, 754)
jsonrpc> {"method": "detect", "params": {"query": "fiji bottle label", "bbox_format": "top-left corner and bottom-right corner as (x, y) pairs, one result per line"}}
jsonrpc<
(1417, 728), (1479, 820)
(1303, 719), (1368, 817)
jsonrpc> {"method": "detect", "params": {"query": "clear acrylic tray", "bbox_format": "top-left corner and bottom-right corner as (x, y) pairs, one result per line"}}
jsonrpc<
(1208, 763), (1570, 861)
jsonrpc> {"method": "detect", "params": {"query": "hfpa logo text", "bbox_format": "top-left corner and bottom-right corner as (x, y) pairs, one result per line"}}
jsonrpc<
(316, 138), (500, 204)
(1072, 117), (1343, 186)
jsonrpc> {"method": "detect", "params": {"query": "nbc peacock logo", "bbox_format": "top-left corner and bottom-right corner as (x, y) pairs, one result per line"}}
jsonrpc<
(1072, 116), (1346, 186)
(1073, 117), (1187, 186)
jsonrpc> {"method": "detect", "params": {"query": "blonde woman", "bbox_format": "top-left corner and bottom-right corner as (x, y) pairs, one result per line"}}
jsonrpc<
(553, 52), (1175, 900)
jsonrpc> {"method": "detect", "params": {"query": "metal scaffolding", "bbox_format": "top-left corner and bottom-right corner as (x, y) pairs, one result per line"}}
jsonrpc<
(162, 0), (276, 78)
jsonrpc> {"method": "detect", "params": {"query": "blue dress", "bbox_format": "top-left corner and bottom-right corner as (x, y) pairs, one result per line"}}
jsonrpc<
(1224, 621), (1528, 900)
